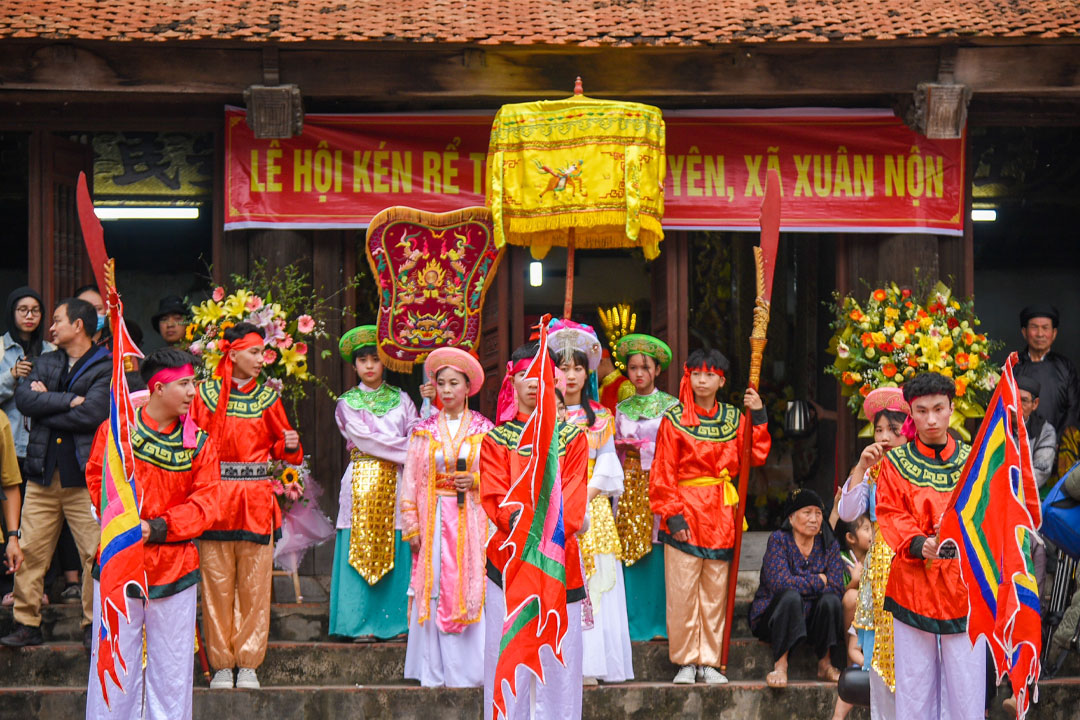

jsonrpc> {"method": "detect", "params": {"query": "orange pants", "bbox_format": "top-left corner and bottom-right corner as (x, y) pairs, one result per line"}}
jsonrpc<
(664, 544), (729, 668)
(200, 539), (273, 670)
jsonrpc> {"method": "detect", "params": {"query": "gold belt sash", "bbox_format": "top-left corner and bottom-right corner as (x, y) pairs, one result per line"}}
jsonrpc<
(614, 450), (653, 566)
(677, 471), (746, 531)
(348, 450), (399, 585)
(579, 495), (622, 578)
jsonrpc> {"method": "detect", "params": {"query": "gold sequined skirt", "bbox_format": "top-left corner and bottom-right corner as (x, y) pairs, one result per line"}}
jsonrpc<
(348, 451), (399, 585)
(868, 525), (896, 691)
(614, 450), (653, 566)
(580, 494), (622, 579)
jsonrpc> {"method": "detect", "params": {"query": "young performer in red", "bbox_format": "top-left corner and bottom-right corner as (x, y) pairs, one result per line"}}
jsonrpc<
(875, 371), (984, 720)
(480, 341), (589, 720)
(85, 349), (220, 719)
(649, 348), (771, 684)
(190, 322), (303, 690)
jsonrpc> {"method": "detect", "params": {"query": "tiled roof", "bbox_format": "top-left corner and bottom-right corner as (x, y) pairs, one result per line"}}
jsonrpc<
(2, 0), (1078, 45)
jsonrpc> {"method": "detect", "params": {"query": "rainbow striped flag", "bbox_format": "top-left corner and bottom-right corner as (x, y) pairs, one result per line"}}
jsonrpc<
(492, 314), (569, 720)
(95, 290), (147, 708)
(940, 353), (1042, 719)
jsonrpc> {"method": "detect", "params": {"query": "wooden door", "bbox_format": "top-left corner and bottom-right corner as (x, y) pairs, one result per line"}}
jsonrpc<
(29, 132), (93, 309)
(651, 232), (689, 397)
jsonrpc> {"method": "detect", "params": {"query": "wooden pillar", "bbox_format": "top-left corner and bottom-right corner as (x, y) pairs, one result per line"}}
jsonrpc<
(651, 232), (689, 397)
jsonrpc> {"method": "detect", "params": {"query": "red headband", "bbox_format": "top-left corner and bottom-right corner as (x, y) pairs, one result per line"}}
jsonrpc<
(496, 358), (535, 423)
(211, 331), (265, 440)
(147, 364), (194, 394)
(678, 364), (726, 427)
(146, 364), (199, 448)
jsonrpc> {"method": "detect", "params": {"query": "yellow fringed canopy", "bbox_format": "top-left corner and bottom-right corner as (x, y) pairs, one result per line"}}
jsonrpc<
(486, 95), (666, 260)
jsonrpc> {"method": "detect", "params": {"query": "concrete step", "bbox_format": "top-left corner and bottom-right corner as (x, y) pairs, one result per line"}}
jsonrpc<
(0, 600), (757, 644)
(0, 637), (837, 687)
(2, 680), (1078, 720)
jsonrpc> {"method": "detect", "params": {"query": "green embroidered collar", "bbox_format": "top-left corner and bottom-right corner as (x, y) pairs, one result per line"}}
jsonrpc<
(340, 383), (402, 416)
(617, 390), (679, 421)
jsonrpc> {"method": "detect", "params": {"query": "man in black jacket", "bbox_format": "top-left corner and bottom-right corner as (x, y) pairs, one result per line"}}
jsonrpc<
(0, 297), (110, 648)
(1015, 304), (1080, 436)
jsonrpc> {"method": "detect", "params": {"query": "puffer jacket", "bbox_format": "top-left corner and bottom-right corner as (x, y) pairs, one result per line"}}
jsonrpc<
(1, 332), (56, 457)
(15, 345), (111, 485)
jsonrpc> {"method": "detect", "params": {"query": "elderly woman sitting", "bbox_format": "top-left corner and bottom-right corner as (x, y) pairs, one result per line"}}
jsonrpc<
(749, 488), (846, 688)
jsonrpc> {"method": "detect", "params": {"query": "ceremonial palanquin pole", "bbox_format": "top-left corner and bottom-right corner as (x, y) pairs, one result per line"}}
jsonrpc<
(720, 169), (781, 673)
(77, 173), (149, 706)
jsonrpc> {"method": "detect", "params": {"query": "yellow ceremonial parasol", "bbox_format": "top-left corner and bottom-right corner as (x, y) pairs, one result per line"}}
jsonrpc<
(486, 79), (666, 317)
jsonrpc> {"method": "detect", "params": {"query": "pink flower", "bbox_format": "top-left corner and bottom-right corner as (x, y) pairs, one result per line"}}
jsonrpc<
(212, 287), (225, 302)
(246, 295), (264, 312)
(294, 342), (308, 355)
(297, 315), (315, 334)
(265, 377), (284, 393)
(285, 483), (303, 501)
(271, 479), (285, 495)
(275, 334), (294, 349)
(190, 341), (204, 356)
(263, 349), (278, 364)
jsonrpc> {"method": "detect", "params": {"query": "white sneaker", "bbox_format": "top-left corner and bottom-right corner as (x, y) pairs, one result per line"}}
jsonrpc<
(210, 668), (233, 689)
(673, 665), (697, 684)
(700, 666), (729, 685)
(235, 667), (260, 689)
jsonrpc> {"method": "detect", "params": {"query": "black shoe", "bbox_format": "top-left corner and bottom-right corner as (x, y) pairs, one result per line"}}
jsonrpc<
(0, 623), (44, 647)
(83, 625), (93, 651)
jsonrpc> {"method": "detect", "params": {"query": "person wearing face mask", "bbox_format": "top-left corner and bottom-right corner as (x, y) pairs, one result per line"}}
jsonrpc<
(329, 325), (419, 643)
(749, 488), (846, 689)
(876, 372), (985, 720)
(75, 285), (109, 348)
(84, 349), (220, 720)
(189, 322), (303, 691)
(398, 348), (492, 688)
(548, 319), (633, 685)
(649, 347), (771, 686)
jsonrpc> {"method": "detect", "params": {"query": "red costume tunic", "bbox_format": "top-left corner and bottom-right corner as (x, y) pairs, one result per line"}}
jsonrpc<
(190, 377), (303, 544)
(86, 409), (221, 598)
(876, 435), (971, 634)
(598, 371), (633, 415)
(649, 402), (771, 559)
(480, 413), (590, 601)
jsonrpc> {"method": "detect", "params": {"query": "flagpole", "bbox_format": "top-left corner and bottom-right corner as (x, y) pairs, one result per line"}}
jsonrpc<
(720, 170), (780, 673)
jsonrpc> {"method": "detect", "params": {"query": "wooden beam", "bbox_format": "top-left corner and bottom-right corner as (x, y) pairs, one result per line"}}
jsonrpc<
(0, 41), (1078, 111)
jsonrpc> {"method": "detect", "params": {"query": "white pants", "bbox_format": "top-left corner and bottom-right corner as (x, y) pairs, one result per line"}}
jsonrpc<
(86, 581), (198, 720)
(869, 667), (896, 720)
(483, 578), (583, 720)
(581, 557), (634, 682)
(404, 595), (486, 687)
(892, 619), (985, 720)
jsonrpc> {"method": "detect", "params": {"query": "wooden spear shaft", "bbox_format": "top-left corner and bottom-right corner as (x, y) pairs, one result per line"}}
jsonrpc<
(720, 170), (781, 673)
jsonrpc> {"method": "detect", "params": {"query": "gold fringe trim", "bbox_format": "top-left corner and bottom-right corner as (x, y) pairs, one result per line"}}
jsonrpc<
(500, 221), (664, 260)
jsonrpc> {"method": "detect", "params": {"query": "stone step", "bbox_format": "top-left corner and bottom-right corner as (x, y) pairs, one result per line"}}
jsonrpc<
(0, 601), (756, 644)
(2, 680), (1077, 720)
(0, 637), (834, 687)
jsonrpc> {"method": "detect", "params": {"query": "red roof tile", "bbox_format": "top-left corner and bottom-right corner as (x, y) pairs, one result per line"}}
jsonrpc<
(0, 0), (1077, 45)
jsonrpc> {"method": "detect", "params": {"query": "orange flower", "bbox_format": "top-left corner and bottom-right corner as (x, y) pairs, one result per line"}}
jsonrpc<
(873, 289), (887, 302)
(955, 352), (970, 370)
(955, 377), (968, 396)
(859, 384), (873, 397)
(860, 332), (874, 348)
(883, 364), (898, 378)
(907, 356), (920, 368)
(904, 320), (920, 335)
(842, 371), (857, 386)
(849, 309), (865, 322)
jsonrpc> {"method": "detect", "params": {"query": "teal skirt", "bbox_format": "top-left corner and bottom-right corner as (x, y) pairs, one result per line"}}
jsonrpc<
(329, 529), (412, 640)
(624, 543), (667, 641)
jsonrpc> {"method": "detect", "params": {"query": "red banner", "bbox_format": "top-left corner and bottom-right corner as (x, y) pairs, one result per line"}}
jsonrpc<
(225, 107), (964, 236)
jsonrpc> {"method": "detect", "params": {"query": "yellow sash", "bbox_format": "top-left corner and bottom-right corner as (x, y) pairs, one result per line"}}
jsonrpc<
(677, 471), (747, 531)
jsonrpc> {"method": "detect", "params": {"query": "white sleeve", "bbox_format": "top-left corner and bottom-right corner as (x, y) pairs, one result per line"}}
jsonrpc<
(588, 435), (625, 497)
(836, 470), (871, 523)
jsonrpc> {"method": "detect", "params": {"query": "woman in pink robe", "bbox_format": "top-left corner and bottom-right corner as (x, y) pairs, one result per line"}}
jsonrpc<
(400, 348), (493, 688)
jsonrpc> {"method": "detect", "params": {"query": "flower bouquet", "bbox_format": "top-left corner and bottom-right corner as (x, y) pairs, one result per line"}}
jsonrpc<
(185, 261), (333, 411)
(825, 281), (1002, 439)
(268, 457), (335, 573)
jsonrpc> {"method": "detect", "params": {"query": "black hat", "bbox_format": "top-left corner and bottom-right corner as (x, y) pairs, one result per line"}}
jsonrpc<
(151, 295), (188, 333)
(784, 487), (825, 519)
(1016, 375), (1041, 399)
(1019, 304), (1059, 328)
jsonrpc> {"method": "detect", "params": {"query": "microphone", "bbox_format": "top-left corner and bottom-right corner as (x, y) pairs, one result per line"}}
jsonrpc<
(456, 457), (468, 507)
